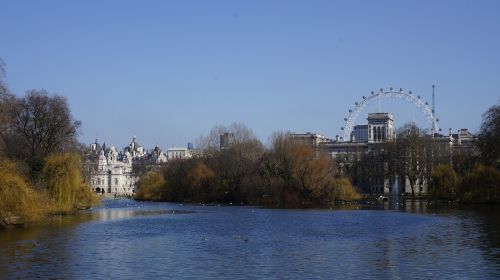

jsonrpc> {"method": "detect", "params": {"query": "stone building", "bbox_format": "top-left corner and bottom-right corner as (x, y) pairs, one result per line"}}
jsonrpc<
(290, 112), (476, 196)
(85, 136), (168, 196)
(166, 147), (193, 160)
(351, 113), (394, 143)
(86, 140), (138, 196)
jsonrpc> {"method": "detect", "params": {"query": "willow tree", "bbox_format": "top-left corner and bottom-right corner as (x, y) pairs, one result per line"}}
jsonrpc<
(429, 164), (460, 200)
(43, 152), (91, 210)
(0, 160), (45, 225)
(134, 171), (166, 201)
(185, 160), (215, 202)
(460, 165), (500, 203)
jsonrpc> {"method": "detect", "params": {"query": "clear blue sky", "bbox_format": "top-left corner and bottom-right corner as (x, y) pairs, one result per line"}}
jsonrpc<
(1, 0), (499, 149)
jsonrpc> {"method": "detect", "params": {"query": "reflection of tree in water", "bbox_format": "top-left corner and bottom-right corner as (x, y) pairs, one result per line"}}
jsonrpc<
(0, 212), (103, 278)
(466, 205), (500, 261)
(0, 221), (81, 279)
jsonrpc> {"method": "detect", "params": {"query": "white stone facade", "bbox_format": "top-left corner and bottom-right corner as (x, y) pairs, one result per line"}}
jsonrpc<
(88, 147), (137, 195)
(350, 113), (394, 143)
(86, 137), (192, 196)
(166, 147), (193, 160)
(86, 137), (164, 196)
(86, 138), (143, 196)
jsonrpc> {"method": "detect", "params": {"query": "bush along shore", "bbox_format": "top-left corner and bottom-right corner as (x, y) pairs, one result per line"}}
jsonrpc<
(0, 153), (99, 229)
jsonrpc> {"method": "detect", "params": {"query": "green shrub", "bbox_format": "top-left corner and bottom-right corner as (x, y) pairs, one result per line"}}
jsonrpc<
(460, 165), (500, 203)
(429, 165), (460, 200)
(315, 177), (361, 204)
(134, 172), (166, 201)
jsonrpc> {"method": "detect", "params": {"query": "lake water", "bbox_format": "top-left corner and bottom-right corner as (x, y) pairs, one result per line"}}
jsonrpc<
(1, 199), (499, 279)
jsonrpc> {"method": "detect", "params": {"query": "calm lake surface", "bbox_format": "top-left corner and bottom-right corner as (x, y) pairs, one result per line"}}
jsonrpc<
(1, 199), (499, 279)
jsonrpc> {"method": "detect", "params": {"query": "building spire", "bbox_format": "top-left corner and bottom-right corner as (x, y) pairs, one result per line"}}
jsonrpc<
(432, 85), (436, 135)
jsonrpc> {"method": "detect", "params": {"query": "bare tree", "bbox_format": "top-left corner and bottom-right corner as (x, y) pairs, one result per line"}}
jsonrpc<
(393, 123), (426, 197)
(0, 59), (8, 96)
(194, 123), (264, 202)
(477, 103), (500, 169)
(0, 60), (14, 158)
(7, 89), (81, 174)
(196, 122), (258, 154)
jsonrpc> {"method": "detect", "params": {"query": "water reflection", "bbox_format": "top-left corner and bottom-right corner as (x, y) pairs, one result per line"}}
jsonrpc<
(0, 199), (499, 279)
(94, 208), (196, 222)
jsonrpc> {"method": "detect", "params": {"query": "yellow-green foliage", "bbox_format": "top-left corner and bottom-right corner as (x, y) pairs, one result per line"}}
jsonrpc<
(460, 165), (500, 203)
(74, 183), (100, 209)
(0, 160), (45, 223)
(186, 161), (215, 202)
(322, 177), (361, 202)
(429, 165), (460, 200)
(43, 152), (99, 211)
(333, 177), (361, 201)
(135, 172), (166, 201)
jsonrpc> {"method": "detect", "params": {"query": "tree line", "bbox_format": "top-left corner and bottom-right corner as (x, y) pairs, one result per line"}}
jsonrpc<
(134, 102), (500, 206)
(0, 61), (98, 228)
(341, 102), (500, 203)
(135, 124), (360, 207)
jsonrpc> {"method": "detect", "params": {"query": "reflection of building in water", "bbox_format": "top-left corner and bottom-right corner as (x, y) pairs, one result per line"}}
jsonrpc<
(290, 112), (476, 196)
(96, 208), (139, 221)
